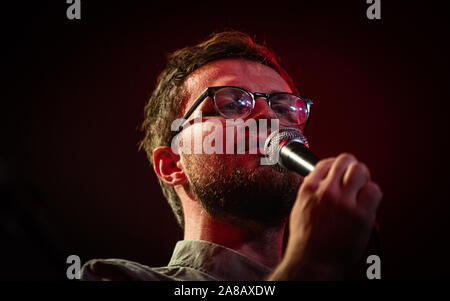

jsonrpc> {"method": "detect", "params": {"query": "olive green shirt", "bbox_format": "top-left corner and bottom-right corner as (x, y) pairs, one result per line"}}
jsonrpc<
(81, 240), (272, 281)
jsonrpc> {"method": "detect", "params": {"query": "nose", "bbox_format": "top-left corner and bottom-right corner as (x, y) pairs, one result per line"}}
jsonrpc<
(250, 97), (278, 121)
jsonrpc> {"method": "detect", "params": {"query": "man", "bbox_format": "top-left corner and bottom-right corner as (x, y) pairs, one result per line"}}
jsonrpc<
(81, 31), (382, 281)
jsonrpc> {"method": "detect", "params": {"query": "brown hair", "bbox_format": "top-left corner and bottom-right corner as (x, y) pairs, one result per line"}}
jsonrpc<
(139, 31), (298, 228)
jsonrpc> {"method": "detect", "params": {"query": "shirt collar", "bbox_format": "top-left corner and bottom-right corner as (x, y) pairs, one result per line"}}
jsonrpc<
(168, 240), (273, 281)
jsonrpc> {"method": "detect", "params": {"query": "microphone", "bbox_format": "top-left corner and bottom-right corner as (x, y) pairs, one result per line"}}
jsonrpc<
(264, 128), (319, 176)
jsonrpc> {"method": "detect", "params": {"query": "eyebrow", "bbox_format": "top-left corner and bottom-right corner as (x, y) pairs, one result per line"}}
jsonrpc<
(267, 89), (289, 94)
(240, 86), (290, 94)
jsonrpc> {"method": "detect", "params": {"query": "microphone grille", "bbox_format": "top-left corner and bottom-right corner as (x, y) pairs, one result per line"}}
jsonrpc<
(263, 128), (309, 166)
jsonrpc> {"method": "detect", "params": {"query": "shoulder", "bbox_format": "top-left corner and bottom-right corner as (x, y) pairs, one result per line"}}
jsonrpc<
(80, 258), (176, 281)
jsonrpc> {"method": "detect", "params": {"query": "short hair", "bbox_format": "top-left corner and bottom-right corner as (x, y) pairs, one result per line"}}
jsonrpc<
(139, 31), (298, 229)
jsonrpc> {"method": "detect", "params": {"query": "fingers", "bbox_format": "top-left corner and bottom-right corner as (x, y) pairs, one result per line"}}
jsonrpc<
(357, 182), (383, 219)
(300, 158), (335, 193)
(301, 153), (381, 214)
(326, 154), (373, 200)
(319, 153), (357, 205)
(308, 157), (336, 182)
(342, 161), (371, 198)
(325, 153), (357, 187)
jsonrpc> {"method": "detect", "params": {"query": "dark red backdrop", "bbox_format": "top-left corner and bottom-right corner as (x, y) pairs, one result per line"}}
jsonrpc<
(2, 1), (449, 280)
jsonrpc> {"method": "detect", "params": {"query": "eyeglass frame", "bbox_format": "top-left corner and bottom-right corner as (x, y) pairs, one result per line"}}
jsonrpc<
(179, 85), (313, 132)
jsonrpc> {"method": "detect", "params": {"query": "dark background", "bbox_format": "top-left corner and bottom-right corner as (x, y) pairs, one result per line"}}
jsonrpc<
(2, 0), (449, 280)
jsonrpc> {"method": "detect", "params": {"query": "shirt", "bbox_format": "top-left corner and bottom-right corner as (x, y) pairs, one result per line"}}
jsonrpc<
(80, 240), (273, 281)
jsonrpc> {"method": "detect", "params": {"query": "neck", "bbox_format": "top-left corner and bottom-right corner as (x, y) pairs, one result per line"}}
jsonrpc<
(183, 198), (285, 269)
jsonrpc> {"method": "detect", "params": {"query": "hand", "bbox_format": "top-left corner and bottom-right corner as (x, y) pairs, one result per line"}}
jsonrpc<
(269, 153), (383, 280)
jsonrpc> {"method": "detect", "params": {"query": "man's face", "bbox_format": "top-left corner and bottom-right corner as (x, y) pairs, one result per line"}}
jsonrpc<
(178, 58), (303, 227)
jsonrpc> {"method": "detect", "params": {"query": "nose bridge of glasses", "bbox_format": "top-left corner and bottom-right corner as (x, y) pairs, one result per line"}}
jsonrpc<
(253, 92), (270, 102)
(251, 95), (278, 120)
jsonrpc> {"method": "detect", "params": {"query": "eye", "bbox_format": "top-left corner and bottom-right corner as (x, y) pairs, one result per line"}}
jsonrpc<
(222, 102), (239, 110)
(215, 87), (253, 118)
(272, 105), (289, 115)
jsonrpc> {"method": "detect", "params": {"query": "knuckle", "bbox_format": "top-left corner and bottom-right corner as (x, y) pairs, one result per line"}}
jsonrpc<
(317, 157), (335, 167)
(333, 153), (357, 173)
(357, 162), (369, 173)
(352, 162), (369, 178)
(372, 182), (383, 201)
(338, 152), (357, 163)
(344, 163), (370, 189)
(366, 182), (382, 200)
(315, 157), (335, 171)
(301, 179), (318, 193)
(357, 183), (382, 216)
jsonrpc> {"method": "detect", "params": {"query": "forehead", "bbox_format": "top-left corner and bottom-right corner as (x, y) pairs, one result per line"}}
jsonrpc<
(182, 58), (292, 112)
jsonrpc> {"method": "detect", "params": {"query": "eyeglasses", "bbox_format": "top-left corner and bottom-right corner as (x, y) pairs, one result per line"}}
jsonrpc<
(180, 86), (313, 131)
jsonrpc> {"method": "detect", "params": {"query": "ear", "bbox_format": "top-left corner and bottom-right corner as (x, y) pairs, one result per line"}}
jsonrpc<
(153, 146), (187, 186)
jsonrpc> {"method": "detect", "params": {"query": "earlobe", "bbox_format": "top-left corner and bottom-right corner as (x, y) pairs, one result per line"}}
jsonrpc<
(153, 146), (186, 186)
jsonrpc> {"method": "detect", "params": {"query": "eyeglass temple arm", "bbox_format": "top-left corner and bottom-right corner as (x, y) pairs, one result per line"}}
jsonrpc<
(181, 89), (209, 121)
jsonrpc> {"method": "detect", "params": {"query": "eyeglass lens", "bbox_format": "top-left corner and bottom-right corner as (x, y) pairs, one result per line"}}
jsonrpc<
(213, 87), (308, 128)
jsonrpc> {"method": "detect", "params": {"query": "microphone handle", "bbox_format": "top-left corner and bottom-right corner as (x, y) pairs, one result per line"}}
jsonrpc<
(279, 140), (320, 176)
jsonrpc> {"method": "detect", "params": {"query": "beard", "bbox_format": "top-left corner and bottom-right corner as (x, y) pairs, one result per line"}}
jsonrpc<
(182, 153), (303, 228)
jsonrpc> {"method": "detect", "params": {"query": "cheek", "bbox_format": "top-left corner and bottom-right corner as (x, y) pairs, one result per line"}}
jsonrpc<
(177, 121), (240, 175)
(177, 118), (262, 156)
(176, 119), (264, 173)
(178, 119), (228, 154)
